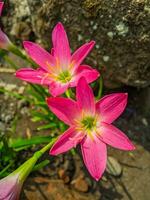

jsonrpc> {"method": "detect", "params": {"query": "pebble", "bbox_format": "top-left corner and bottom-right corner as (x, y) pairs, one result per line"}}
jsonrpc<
(141, 118), (148, 126)
(107, 31), (114, 39)
(72, 176), (89, 192)
(103, 55), (110, 62)
(106, 156), (122, 176)
(34, 177), (50, 184)
(58, 169), (70, 184)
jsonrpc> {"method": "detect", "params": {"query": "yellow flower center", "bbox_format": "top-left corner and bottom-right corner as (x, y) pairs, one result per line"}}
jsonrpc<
(81, 116), (96, 131)
(57, 70), (72, 83)
(45, 60), (73, 84)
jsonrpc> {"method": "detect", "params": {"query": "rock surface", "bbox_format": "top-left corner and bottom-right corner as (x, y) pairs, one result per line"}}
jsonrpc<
(2, 0), (150, 88)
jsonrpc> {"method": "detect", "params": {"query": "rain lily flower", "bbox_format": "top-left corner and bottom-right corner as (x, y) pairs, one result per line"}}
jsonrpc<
(47, 77), (135, 181)
(0, 2), (12, 50)
(0, 155), (39, 200)
(16, 22), (100, 96)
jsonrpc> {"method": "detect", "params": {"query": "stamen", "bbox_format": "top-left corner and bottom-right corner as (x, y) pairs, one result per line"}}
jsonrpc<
(46, 61), (55, 72)
(68, 60), (75, 71)
(40, 73), (49, 84)
(57, 70), (72, 83)
(81, 116), (96, 130)
(56, 57), (62, 72)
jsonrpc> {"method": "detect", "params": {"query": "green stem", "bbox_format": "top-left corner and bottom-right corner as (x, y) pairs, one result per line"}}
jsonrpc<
(0, 162), (14, 176)
(97, 76), (103, 99)
(15, 137), (57, 182)
(4, 55), (20, 69)
(2, 136), (9, 153)
(65, 89), (71, 98)
(30, 84), (47, 100)
(9, 44), (37, 68)
(9, 44), (27, 60)
(32, 160), (50, 172)
(36, 137), (56, 156)
(65, 88), (75, 99)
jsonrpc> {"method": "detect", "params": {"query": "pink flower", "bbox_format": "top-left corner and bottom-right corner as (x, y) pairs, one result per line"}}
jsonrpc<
(0, 2), (12, 50)
(16, 22), (99, 96)
(47, 77), (135, 181)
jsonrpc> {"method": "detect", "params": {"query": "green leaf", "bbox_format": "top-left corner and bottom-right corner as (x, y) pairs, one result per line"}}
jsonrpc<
(0, 87), (27, 100)
(30, 84), (48, 97)
(28, 84), (46, 101)
(31, 111), (50, 121)
(0, 162), (14, 177)
(10, 136), (53, 149)
(70, 148), (76, 155)
(37, 123), (57, 131)
(32, 160), (50, 171)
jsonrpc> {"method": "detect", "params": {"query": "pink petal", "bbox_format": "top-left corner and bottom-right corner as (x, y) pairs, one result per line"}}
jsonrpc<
(81, 136), (107, 181)
(50, 127), (84, 155)
(16, 68), (52, 85)
(48, 81), (69, 97)
(47, 97), (80, 125)
(70, 65), (100, 87)
(99, 122), (135, 150)
(23, 41), (55, 72)
(96, 93), (128, 124)
(76, 77), (95, 113)
(71, 41), (95, 71)
(52, 22), (71, 67)
(0, 2), (4, 16)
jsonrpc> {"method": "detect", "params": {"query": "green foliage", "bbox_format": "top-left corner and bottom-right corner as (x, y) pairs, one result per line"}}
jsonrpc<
(26, 84), (67, 132)
(0, 37), (70, 178)
(10, 135), (53, 150)
(0, 72), (67, 177)
(0, 135), (55, 177)
(32, 160), (50, 171)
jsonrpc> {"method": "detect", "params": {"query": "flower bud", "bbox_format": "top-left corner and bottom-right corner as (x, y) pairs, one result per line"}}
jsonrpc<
(0, 174), (21, 200)
(0, 28), (12, 50)
(0, 155), (38, 200)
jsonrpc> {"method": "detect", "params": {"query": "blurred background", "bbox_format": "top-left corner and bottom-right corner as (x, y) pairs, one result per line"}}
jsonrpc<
(0, 0), (150, 199)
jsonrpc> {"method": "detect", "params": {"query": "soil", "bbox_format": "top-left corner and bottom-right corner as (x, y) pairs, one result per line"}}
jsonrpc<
(0, 68), (150, 200)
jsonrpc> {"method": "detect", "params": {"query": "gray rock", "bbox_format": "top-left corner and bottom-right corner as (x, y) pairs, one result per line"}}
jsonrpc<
(106, 156), (122, 176)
